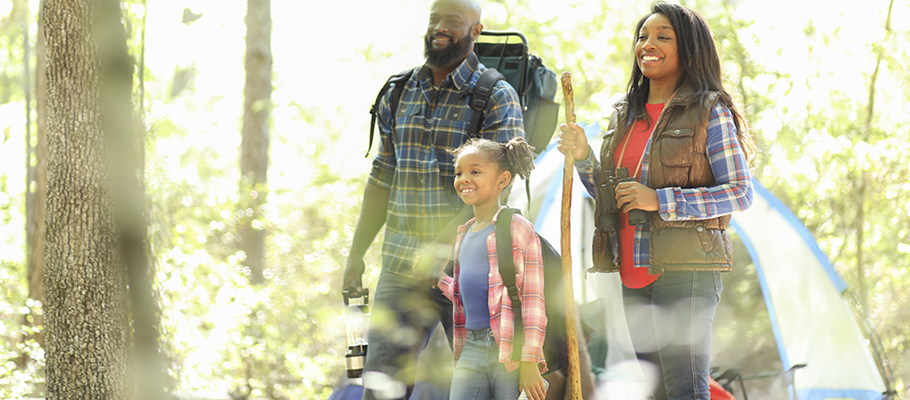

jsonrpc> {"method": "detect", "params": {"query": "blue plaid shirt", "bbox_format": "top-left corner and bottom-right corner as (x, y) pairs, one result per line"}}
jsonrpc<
(575, 103), (753, 270)
(369, 53), (525, 275)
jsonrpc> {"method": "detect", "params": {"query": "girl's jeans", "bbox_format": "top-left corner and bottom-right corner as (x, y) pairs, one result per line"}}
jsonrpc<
(449, 328), (520, 400)
(622, 271), (723, 400)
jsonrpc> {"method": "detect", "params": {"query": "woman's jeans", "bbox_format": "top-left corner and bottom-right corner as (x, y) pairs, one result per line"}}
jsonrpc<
(449, 328), (520, 400)
(622, 271), (723, 400)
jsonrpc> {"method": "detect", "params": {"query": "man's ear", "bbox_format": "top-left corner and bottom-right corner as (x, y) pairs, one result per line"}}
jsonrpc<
(472, 23), (483, 40)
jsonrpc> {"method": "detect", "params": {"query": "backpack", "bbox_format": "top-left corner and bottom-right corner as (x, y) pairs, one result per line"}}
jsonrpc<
(366, 30), (559, 157)
(495, 208), (569, 374)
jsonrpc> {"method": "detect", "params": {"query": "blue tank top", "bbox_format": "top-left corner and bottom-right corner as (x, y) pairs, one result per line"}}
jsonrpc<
(458, 222), (495, 330)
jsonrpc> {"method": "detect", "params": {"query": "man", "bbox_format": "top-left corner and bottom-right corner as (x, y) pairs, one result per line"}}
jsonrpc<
(342, 0), (525, 398)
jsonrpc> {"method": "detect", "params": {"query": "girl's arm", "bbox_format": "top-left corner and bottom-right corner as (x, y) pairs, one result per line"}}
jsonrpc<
(657, 103), (753, 221)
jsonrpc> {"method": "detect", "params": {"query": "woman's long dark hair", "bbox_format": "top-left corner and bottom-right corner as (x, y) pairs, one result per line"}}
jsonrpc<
(627, 1), (756, 162)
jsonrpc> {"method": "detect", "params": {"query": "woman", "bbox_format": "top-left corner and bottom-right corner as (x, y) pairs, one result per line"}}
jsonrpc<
(557, 2), (756, 399)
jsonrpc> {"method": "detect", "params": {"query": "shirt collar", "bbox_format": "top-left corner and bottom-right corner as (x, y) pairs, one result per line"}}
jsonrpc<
(612, 78), (702, 116)
(416, 52), (480, 91)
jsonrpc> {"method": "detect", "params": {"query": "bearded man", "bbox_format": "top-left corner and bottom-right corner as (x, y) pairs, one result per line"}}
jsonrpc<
(342, 0), (525, 399)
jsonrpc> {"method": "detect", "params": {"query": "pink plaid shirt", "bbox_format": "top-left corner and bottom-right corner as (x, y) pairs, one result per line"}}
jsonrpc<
(439, 207), (548, 373)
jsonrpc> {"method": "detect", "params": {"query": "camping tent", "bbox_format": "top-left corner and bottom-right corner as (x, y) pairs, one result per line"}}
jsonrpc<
(508, 128), (890, 400)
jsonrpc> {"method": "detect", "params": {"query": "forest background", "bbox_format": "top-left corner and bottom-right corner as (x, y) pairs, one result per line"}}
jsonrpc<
(0, 0), (908, 399)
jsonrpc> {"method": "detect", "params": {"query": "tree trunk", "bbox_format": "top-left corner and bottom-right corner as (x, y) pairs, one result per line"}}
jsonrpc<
(240, 0), (272, 285)
(856, 0), (893, 312)
(120, 2), (168, 399)
(25, 0), (48, 354)
(43, 0), (136, 397)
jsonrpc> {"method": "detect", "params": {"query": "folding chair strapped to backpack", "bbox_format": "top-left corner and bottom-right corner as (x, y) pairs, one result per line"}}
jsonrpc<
(473, 30), (559, 154)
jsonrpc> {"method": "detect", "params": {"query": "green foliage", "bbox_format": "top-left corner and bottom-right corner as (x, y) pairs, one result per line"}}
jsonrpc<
(0, 260), (43, 399)
(144, 86), (380, 396)
(0, 0), (908, 398)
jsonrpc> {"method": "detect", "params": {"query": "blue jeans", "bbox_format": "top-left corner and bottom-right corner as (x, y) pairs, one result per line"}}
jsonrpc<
(622, 271), (722, 400)
(362, 269), (454, 400)
(449, 329), (520, 400)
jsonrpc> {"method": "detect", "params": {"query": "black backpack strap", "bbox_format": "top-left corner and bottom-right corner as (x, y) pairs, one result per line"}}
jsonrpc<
(367, 69), (413, 157)
(495, 207), (525, 362)
(468, 68), (505, 139)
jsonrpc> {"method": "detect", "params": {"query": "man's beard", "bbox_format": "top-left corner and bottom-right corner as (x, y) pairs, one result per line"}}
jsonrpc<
(424, 31), (473, 70)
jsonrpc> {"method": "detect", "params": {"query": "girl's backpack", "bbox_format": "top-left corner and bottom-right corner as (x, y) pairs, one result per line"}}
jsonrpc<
(495, 207), (569, 374)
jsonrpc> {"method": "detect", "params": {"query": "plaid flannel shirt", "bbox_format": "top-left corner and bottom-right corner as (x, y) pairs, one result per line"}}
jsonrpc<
(369, 53), (525, 275)
(438, 207), (548, 373)
(575, 102), (753, 269)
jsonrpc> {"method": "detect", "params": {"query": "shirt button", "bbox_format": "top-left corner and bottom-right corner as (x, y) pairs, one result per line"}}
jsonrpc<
(673, 129), (681, 135)
(424, 149), (430, 154)
(696, 226), (705, 232)
(420, 178), (425, 184)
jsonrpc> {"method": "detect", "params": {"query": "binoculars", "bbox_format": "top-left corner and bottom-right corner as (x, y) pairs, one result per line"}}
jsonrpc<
(596, 167), (649, 232)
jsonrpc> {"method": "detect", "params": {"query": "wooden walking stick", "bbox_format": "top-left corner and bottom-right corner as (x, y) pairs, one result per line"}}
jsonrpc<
(559, 72), (583, 400)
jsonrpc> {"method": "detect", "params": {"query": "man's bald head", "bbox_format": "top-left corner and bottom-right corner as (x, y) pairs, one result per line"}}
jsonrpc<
(430, 0), (482, 26)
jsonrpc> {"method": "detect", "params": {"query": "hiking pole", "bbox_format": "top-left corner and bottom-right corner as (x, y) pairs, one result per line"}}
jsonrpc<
(559, 72), (582, 400)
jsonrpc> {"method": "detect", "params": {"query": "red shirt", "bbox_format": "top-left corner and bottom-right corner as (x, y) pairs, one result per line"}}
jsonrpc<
(616, 103), (664, 288)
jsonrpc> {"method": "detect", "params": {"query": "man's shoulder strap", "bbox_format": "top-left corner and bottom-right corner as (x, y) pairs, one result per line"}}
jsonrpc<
(468, 68), (506, 139)
(367, 69), (414, 157)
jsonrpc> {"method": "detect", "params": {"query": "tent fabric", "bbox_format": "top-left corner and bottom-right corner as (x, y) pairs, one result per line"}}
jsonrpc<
(509, 130), (886, 400)
(731, 182), (886, 400)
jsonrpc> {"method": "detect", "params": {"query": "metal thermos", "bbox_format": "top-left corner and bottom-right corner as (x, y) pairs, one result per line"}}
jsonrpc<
(342, 289), (370, 379)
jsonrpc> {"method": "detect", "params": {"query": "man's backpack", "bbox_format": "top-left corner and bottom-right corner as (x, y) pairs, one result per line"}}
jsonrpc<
(474, 30), (559, 154)
(366, 30), (559, 157)
(495, 208), (569, 374)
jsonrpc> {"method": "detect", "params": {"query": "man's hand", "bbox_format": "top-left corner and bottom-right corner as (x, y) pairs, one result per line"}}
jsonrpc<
(413, 241), (452, 286)
(342, 257), (367, 298)
(519, 362), (547, 400)
(342, 183), (390, 299)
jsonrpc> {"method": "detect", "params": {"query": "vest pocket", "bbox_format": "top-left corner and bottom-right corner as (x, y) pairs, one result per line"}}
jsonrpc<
(651, 226), (730, 267)
(659, 127), (695, 167)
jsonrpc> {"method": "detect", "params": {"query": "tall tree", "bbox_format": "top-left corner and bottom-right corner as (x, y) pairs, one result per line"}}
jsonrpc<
(43, 0), (162, 398)
(239, 0), (272, 285)
(24, 0), (48, 354)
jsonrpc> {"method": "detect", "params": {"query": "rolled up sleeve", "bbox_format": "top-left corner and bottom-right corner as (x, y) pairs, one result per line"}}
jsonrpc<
(658, 103), (753, 221)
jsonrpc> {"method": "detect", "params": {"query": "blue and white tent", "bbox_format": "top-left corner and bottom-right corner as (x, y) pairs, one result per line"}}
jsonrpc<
(508, 128), (890, 400)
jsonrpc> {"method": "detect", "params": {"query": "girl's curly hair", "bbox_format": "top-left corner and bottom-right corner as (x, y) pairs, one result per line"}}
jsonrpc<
(451, 137), (536, 185)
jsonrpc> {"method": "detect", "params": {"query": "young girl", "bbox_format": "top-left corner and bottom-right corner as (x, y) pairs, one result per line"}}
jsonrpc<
(436, 137), (548, 400)
(558, 2), (755, 399)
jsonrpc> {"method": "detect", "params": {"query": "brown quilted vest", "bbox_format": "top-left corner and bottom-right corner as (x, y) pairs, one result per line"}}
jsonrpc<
(591, 81), (733, 275)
